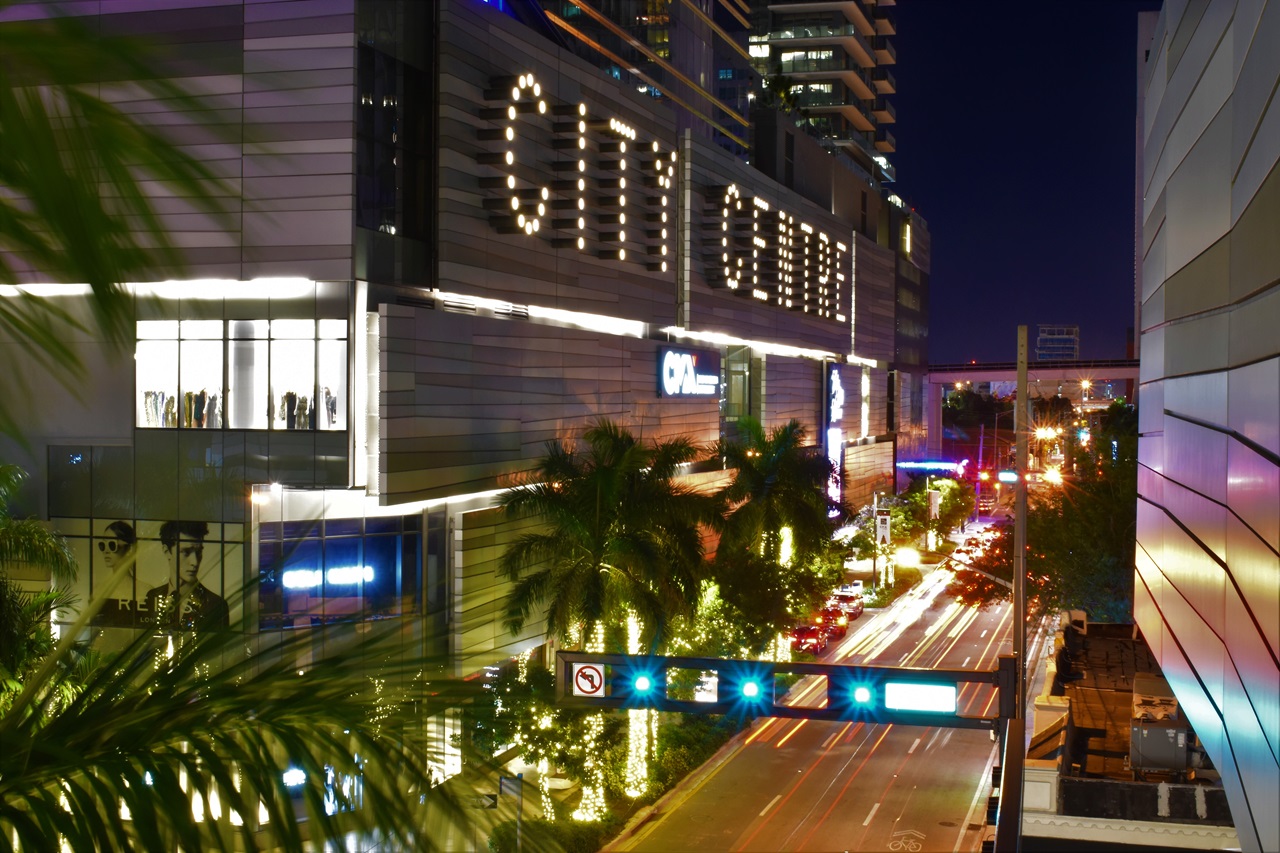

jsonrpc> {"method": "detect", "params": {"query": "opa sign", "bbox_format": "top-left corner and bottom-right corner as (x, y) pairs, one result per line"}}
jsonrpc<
(658, 347), (720, 398)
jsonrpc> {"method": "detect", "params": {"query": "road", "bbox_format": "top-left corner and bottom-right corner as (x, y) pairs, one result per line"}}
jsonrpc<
(616, 565), (1016, 853)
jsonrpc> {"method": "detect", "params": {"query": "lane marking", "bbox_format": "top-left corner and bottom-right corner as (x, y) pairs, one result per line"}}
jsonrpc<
(955, 743), (1000, 853)
(862, 802), (880, 826)
(962, 656), (971, 668)
(775, 719), (808, 747)
(759, 794), (782, 817)
(822, 731), (839, 749)
(980, 629), (987, 638)
(908, 737), (921, 754)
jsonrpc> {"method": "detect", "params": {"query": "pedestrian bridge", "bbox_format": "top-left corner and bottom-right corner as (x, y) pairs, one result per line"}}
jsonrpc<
(929, 358), (1139, 386)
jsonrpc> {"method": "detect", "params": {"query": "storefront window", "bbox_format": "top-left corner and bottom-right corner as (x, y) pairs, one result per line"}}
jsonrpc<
(179, 320), (223, 429)
(137, 321), (179, 428)
(136, 315), (349, 432)
(271, 321), (317, 431)
(228, 320), (270, 429)
(258, 515), (420, 631)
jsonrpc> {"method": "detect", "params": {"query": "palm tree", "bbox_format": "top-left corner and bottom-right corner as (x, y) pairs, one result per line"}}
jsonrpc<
(0, 464), (79, 706)
(499, 419), (716, 652)
(499, 419), (716, 808)
(0, 6), (235, 437)
(0, 612), (479, 851)
(0, 464), (75, 585)
(712, 418), (840, 647)
(715, 417), (836, 565)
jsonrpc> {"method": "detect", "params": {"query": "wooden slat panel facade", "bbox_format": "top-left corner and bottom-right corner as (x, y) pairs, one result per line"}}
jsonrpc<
(452, 505), (546, 676)
(378, 303), (722, 504)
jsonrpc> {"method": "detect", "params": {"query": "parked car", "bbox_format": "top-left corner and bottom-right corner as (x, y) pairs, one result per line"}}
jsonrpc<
(815, 607), (848, 639)
(789, 624), (829, 655)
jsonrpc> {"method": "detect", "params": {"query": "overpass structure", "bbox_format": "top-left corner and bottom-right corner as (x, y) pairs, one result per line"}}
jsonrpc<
(925, 359), (1140, 457)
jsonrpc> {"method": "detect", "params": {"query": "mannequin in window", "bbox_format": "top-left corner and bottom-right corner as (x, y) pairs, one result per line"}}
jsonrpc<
(297, 395), (310, 430)
(279, 391), (298, 430)
(193, 389), (207, 428)
(144, 520), (229, 631)
(325, 387), (337, 427)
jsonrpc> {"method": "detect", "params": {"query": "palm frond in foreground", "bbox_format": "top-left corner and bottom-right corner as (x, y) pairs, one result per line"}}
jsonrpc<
(0, 613), (477, 852)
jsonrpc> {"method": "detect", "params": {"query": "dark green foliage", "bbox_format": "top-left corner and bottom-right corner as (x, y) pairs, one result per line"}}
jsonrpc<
(499, 420), (717, 652)
(650, 714), (743, 794)
(711, 418), (841, 649)
(0, 600), (480, 852)
(947, 403), (1138, 620)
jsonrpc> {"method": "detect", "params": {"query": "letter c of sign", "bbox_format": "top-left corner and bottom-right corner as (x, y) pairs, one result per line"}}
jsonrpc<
(662, 350), (685, 396)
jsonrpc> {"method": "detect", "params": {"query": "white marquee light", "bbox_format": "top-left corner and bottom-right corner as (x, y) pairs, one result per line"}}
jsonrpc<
(480, 79), (672, 268)
(281, 566), (375, 589)
(659, 326), (837, 361)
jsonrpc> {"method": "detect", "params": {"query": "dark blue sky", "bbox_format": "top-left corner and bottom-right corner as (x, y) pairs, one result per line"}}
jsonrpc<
(891, 1), (1161, 364)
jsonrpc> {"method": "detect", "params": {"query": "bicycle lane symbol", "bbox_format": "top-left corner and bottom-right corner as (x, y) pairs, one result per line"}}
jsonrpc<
(888, 829), (924, 851)
(572, 663), (605, 697)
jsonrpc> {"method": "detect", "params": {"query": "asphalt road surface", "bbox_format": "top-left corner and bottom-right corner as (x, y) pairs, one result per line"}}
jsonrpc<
(617, 567), (1015, 853)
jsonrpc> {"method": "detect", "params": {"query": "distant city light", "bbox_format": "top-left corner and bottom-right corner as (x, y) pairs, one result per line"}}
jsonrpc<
(896, 461), (965, 474)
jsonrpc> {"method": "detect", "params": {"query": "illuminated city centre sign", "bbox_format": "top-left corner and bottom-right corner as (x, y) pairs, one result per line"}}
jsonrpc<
(477, 73), (674, 272)
(476, 73), (849, 324)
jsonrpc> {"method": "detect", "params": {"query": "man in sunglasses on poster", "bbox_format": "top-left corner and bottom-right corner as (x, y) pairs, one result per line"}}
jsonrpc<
(144, 520), (229, 630)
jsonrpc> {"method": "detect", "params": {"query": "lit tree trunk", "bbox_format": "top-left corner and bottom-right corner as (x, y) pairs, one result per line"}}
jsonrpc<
(571, 623), (608, 821)
(623, 613), (650, 798)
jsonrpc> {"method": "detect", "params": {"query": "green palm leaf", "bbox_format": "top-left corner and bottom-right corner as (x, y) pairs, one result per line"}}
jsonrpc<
(499, 419), (716, 651)
(0, 609), (480, 852)
(0, 5), (237, 439)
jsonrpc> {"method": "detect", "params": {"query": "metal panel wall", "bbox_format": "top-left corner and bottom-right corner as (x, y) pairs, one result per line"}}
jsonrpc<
(1136, 4), (1280, 852)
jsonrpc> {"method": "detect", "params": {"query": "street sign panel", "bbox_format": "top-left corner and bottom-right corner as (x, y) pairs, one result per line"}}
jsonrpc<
(571, 662), (605, 697)
(876, 509), (892, 545)
(465, 794), (498, 809)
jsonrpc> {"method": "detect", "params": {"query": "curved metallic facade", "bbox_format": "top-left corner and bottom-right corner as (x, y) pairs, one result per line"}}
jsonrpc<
(1136, 4), (1280, 852)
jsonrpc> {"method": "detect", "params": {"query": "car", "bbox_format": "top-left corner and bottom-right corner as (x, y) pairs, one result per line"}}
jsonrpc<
(828, 590), (864, 620)
(815, 607), (848, 639)
(977, 495), (996, 513)
(789, 624), (829, 655)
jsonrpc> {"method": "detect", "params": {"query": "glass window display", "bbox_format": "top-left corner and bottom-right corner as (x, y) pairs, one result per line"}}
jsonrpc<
(136, 316), (348, 431)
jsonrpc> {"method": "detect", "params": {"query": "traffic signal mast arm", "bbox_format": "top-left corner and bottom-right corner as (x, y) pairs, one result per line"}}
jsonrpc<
(555, 651), (1018, 732)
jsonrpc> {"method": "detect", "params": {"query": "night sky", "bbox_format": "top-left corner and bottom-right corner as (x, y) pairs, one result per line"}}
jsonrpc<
(891, 1), (1162, 365)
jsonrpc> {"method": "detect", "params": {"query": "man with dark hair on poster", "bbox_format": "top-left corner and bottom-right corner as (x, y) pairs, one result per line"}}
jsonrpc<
(144, 520), (229, 630)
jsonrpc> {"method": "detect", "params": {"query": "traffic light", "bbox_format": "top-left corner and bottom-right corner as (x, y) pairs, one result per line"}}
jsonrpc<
(611, 662), (665, 706)
(830, 669), (882, 720)
(719, 663), (773, 713)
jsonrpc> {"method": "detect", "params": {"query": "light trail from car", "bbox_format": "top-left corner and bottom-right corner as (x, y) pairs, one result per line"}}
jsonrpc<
(734, 723), (894, 853)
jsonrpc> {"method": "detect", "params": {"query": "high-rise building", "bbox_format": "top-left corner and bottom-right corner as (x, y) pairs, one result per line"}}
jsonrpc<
(747, 0), (897, 185)
(532, 0), (760, 158)
(1035, 324), (1080, 361)
(1135, 4), (1279, 852)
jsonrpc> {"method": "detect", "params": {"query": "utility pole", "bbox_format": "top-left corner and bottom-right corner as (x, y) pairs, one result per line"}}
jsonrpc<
(1013, 327), (1028, 719)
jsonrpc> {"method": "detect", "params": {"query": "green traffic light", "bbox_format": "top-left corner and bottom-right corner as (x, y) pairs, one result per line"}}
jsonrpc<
(742, 680), (760, 698)
(852, 686), (872, 704)
(634, 675), (652, 693)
